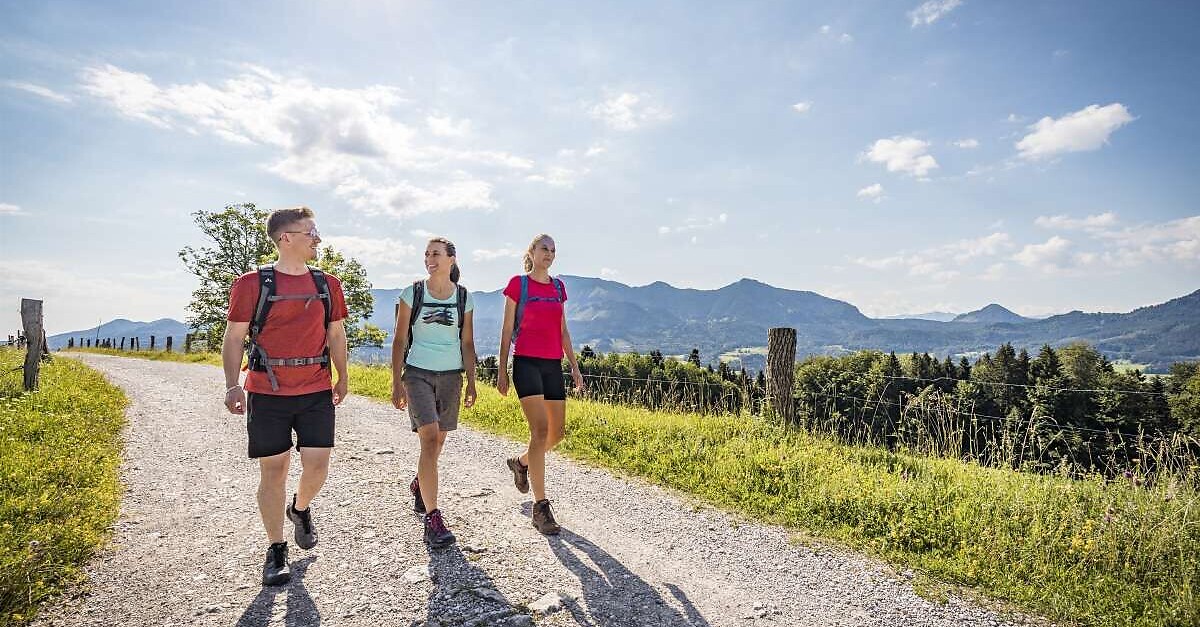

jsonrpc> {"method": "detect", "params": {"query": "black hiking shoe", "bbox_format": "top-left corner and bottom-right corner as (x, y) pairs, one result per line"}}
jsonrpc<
(532, 499), (561, 535)
(262, 542), (291, 586)
(506, 457), (529, 494)
(286, 494), (318, 550)
(410, 476), (426, 514)
(423, 509), (456, 549)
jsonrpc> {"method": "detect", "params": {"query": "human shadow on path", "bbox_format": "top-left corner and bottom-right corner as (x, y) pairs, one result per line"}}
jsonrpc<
(424, 542), (532, 626)
(545, 528), (711, 627)
(235, 556), (320, 627)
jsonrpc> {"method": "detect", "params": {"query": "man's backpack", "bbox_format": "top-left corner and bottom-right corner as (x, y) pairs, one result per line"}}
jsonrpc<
(246, 264), (332, 391)
(512, 275), (565, 342)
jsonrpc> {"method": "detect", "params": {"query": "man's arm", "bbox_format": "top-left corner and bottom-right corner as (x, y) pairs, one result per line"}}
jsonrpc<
(222, 321), (250, 414)
(327, 319), (349, 404)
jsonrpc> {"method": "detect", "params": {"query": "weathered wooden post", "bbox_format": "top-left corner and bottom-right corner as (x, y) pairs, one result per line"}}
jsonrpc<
(68, 338), (74, 349)
(766, 327), (797, 423)
(184, 333), (193, 354)
(120, 337), (126, 350)
(165, 336), (173, 352)
(21, 299), (44, 391)
(86, 339), (92, 348)
(150, 335), (156, 350)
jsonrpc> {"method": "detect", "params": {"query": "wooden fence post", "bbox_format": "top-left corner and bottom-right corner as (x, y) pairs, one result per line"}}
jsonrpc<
(120, 337), (126, 350)
(150, 335), (156, 350)
(165, 336), (173, 352)
(68, 338), (74, 349)
(21, 299), (45, 391)
(184, 333), (192, 354)
(766, 327), (797, 423)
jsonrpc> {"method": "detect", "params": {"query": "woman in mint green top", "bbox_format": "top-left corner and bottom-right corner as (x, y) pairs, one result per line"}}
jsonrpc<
(390, 237), (476, 548)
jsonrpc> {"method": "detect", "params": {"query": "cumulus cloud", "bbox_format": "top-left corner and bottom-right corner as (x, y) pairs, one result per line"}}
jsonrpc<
(909, 0), (963, 27)
(599, 267), (619, 278)
(318, 235), (417, 266)
(1095, 215), (1200, 266)
(863, 136), (939, 177)
(1016, 103), (1134, 160)
(79, 63), (537, 220)
(792, 101), (812, 114)
(852, 231), (1012, 280)
(472, 247), (523, 262)
(1012, 236), (1074, 270)
(588, 92), (672, 131)
(818, 25), (854, 42)
(1034, 212), (1118, 231)
(4, 80), (71, 103)
(658, 213), (728, 236)
(952, 138), (979, 148)
(856, 183), (884, 202)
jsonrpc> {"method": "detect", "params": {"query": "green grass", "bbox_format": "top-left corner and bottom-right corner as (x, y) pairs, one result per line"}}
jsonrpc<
(74, 350), (1200, 626)
(68, 347), (222, 366)
(0, 349), (127, 627)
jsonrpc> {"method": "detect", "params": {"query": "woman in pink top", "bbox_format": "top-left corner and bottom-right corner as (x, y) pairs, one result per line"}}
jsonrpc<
(497, 233), (584, 534)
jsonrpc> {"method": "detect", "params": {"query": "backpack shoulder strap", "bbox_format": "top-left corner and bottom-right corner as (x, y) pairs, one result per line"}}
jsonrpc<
(308, 267), (332, 330)
(250, 265), (276, 338)
(513, 275), (530, 340)
(407, 280), (424, 337)
(456, 284), (468, 331)
(552, 276), (565, 301)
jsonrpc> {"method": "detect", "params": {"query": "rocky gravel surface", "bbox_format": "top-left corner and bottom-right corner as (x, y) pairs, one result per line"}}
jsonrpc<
(32, 354), (1042, 627)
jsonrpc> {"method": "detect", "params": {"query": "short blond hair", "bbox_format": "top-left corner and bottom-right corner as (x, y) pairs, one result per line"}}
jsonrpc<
(266, 206), (315, 241)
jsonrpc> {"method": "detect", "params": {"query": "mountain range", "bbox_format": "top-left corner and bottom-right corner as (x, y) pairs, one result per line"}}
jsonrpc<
(49, 276), (1200, 373)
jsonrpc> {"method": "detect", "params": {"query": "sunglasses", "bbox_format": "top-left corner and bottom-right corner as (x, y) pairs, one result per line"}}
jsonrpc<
(281, 226), (320, 239)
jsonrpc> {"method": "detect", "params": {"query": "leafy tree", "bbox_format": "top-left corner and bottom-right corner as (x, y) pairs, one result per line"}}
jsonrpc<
(580, 345), (596, 360)
(179, 203), (385, 352)
(687, 348), (701, 367)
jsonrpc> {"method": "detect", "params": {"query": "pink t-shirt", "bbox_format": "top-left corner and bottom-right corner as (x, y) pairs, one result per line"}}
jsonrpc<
(503, 275), (567, 359)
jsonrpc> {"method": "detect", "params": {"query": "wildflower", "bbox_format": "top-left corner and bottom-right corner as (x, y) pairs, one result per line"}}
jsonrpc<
(1103, 506), (1115, 524)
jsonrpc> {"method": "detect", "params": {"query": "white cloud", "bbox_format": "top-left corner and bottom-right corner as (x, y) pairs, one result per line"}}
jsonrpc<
(599, 268), (619, 278)
(0, 203), (26, 215)
(318, 235), (417, 266)
(1006, 113), (1024, 123)
(820, 25), (832, 34)
(658, 214), (729, 236)
(525, 166), (585, 189)
(856, 183), (884, 202)
(1016, 103), (1134, 160)
(952, 138), (979, 148)
(819, 24), (853, 43)
(839, 33), (854, 43)
(4, 80), (71, 103)
(1095, 215), (1200, 266)
(909, 0), (963, 27)
(410, 229), (437, 239)
(426, 114), (471, 137)
(472, 247), (523, 262)
(79, 63), (537, 220)
(863, 136), (939, 177)
(588, 92), (672, 131)
(852, 231), (1012, 278)
(1012, 236), (1073, 270)
(584, 143), (607, 157)
(1034, 212), (1118, 231)
(791, 101), (812, 114)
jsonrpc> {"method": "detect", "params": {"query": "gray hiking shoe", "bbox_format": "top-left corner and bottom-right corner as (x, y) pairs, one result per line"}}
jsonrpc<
(262, 542), (291, 586)
(286, 494), (318, 550)
(506, 457), (529, 493)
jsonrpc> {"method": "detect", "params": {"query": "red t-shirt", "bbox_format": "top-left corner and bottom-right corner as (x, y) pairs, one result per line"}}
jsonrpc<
(228, 269), (349, 396)
(503, 275), (567, 360)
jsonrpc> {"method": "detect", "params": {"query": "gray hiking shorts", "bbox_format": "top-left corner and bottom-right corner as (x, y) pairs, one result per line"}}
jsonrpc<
(401, 366), (463, 432)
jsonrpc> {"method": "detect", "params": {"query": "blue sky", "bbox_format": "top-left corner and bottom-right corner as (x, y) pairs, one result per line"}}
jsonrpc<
(2, 0), (1199, 334)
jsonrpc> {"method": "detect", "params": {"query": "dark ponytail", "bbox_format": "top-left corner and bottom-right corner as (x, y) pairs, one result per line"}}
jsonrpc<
(429, 237), (461, 283)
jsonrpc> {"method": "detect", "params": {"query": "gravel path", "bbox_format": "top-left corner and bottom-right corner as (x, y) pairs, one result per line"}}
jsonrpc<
(33, 355), (1041, 627)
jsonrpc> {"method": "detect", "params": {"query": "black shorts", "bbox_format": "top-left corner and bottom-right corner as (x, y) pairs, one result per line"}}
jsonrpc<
(246, 390), (336, 458)
(512, 356), (566, 401)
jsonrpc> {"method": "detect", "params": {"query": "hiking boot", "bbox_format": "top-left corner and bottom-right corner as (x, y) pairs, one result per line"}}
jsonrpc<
(423, 509), (456, 549)
(286, 494), (318, 550)
(531, 499), (561, 535)
(410, 476), (426, 514)
(506, 456), (529, 493)
(261, 542), (291, 586)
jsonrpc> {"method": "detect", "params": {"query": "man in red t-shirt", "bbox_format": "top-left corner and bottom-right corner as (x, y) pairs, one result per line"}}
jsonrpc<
(221, 206), (349, 586)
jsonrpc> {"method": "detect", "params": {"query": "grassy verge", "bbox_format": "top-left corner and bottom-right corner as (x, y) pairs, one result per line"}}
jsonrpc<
(0, 349), (127, 626)
(76, 351), (1200, 626)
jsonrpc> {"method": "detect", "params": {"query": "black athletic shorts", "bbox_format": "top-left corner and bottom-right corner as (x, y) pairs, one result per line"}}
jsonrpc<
(246, 390), (336, 458)
(512, 355), (567, 401)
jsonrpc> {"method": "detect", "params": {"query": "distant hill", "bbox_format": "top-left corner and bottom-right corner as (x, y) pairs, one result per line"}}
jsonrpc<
(60, 281), (1200, 373)
(952, 304), (1031, 324)
(880, 311), (958, 322)
(49, 319), (190, 349)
